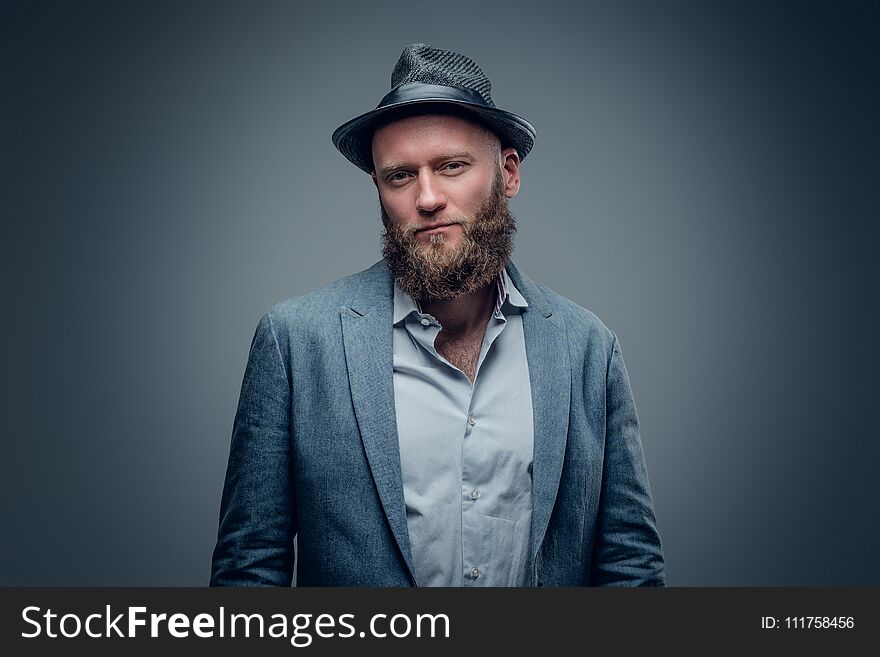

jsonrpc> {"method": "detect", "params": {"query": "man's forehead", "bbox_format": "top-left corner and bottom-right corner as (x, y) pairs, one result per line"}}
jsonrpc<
(372, 112), (497, 161)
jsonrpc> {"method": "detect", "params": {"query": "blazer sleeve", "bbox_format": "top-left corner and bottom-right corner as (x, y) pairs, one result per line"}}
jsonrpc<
(590, 333), (666, 586)
(210, 311), (296, 586)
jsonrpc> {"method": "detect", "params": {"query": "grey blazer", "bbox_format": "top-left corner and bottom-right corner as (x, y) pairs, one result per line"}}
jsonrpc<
(210, 259), (665, 586)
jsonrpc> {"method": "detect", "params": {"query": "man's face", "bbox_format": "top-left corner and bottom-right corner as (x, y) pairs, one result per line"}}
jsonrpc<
(371, 113), (521, 302)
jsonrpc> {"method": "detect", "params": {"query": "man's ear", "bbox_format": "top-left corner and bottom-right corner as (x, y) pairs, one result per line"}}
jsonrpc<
(370, 172), (379, 189)
(501, 147), (521, 198)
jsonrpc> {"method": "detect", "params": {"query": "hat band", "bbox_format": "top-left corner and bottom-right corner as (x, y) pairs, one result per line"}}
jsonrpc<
(376, 82), (492, 110)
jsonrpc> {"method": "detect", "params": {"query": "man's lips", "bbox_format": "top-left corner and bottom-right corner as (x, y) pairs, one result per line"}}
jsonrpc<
(415, 222), (457, 235)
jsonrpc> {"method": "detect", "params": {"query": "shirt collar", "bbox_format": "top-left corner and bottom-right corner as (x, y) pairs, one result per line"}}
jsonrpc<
(392, 266), (529, 325)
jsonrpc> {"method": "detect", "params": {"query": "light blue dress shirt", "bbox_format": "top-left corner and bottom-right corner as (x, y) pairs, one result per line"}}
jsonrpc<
(392, 266), (534, 586)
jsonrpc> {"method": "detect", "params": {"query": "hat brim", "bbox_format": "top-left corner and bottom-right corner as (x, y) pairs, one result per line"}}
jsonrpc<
(332, 95), (536, 175)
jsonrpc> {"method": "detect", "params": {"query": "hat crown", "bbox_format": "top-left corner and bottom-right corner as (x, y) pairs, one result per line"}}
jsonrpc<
(390, 43), (495, 108)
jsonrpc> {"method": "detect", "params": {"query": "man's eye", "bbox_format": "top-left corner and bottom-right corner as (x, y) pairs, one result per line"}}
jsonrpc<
(443, 162), (463, 171)
(389, 172), (409, 183)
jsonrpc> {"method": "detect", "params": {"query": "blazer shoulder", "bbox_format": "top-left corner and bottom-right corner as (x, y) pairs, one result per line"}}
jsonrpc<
(264, 262), (384, 329)
(535, 281), (618, 349)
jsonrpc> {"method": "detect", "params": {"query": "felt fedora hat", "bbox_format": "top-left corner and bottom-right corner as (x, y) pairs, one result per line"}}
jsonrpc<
(332, 43), (536, 174)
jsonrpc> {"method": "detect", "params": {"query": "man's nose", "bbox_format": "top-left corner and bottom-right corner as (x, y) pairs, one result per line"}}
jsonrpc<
(415, 173), (447, 213)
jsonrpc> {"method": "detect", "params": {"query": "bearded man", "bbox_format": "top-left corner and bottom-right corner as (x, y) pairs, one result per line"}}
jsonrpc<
(210, 44), (665, 587)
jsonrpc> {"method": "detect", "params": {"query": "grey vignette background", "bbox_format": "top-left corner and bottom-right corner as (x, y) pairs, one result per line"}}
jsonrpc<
(2, 0), (877, 586)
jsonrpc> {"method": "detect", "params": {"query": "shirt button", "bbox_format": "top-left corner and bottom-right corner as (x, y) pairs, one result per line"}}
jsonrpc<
(467, 415), (476, 426)
(420, 317), (430, 326)
(469, 488), (480, 501)
(470, 567), (480, 579)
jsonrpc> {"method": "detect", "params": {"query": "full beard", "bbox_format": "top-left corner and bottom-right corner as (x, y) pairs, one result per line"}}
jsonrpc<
(380, 169), (517, 302)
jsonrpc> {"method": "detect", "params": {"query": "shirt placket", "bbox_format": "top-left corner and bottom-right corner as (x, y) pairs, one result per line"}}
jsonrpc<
(459, 313), (506, 585)
(405, 307), (509, 586)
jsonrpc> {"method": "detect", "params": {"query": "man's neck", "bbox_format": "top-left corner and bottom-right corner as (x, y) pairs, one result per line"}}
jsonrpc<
(419, 280), (497, 340)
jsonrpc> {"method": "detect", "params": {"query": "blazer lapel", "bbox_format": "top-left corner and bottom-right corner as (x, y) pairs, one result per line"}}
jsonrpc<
(340, 261), (417, 584)
(506, 261), (572, 573)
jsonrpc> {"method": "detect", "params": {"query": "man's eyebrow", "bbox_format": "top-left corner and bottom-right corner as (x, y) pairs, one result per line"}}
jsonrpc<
(376, 162), (407, 177)
(376, 151), (476, 177)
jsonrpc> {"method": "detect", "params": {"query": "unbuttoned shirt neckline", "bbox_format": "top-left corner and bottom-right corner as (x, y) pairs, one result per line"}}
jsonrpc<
(392, 269), (529, 385)
(391, 267), (534, 587)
